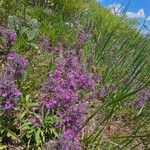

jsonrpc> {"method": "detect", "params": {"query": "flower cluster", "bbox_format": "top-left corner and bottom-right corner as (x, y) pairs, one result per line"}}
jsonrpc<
(76, 30), (89, 46)
(133, 88), (150, 108)
(85, 83), (114, 101)
(40, 44), (96, 149)
(6, 53), (28, 78)
(0, 28), (28, 112)
(0, 75), (21, 110)
(0, 53), (28, 111)
(6, 31), (17, 42)
(57, 129), (82, 150)
(39, 37), (52, 52)
(0, 26), (17, 42)
(31, 117), (41, 126)
(54, 42), (64, 57)
(0, 26), (17, 61)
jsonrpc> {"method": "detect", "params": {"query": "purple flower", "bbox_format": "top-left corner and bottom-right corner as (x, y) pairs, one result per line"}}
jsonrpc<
(0, 27), (28, 114)
(31, 117), (40, 126)
(76, 31), (89, 45)
(52, 69), (62, 78)
(54, 42), (64, 56)
(39, 37), (52, 52)
(3, 101), (13, 110)
(64, 129), (74, 139)
(11, 87), (21, 96)
(58, 130), (82, 150)
(85, 84), (111, 101)
(0, 74), (21, 111)
(32, 107), (39, 112)
(0, 53), (28, 112)
(0, 26), (17, 42)
(7, 31), (17, 42)
(7, 53), (28, 68)
(43, 99), (57, 109)
(40, 42), (99, 149)
(133, 88), (150, 108)
(6, 53), (28, 78)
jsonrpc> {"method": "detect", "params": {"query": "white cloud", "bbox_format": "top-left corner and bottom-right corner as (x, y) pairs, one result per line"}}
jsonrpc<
(136, 26), (150, 35)
(105, 3), (150, 33)
(126, 9), (145, 19)
(97, 0), (103, 3)
(107, 3), (123, 14)
(146, 16), (150, 21)
(107, 3), (146, 20)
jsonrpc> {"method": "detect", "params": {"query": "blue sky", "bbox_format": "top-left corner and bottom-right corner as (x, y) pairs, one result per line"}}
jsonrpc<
(97, 0), (150, 33)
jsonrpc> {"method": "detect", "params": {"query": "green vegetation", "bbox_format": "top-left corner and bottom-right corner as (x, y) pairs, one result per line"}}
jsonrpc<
(0, 0), (150, 149)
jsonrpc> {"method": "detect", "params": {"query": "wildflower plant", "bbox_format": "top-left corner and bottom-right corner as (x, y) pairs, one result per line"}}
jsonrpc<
(133, 88), (150, 108)
(38, 31), (99, 149)
(0, 26), (29, 147)
(0, 27), (28, 112)
(0, 0), (150, 149)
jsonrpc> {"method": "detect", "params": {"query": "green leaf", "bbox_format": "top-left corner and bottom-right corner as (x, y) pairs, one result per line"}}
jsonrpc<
(35, 128), (42, 146)
(6, 129), (21, 142)
(19, 111), (26, 120)
(22, 125), (31, 130)
(30, 19), (39, 29)
(8, 15), (21, 31)
(136, 105), (144, 117)
(0, 145), (7, 150)
(20, 122), (31, 130)
(26, 30), (36, 41)
(40, 130), (45, 143)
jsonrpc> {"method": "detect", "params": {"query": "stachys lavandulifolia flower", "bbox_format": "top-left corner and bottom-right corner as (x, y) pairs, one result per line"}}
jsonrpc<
(0, 74), (21, 111)
(39, 37), (52, 52)
(54, 42), (64, 57)
(133, 88), (150, 108)
(0, 29), (28, 113)
(31, 117), (41, 126)
(76, 30), (89, 46)
(6, 31), (17, 42)
(57, 129), (82, 150)
(40, 43), (97, 149)
(6, 53), (28, 78)
(0, 26), (16, 42)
